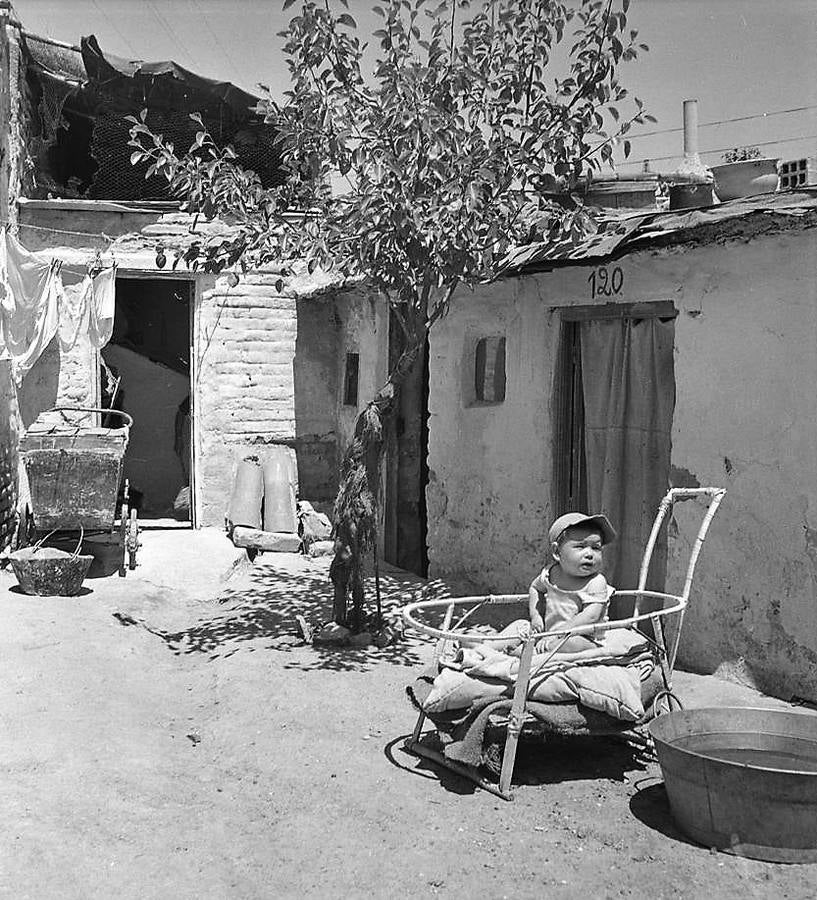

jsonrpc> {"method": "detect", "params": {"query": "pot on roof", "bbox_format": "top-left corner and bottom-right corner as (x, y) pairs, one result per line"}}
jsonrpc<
(710, 158), (779, 202)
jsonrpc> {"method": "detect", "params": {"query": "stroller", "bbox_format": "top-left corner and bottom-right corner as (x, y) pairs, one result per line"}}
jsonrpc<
(401, 487), (726, 800)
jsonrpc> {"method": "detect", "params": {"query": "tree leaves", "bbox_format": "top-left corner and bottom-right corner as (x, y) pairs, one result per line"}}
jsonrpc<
(126, 0), (651, 338)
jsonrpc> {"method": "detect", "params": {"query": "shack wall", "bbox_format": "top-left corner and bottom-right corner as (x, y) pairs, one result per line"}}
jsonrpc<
(334, 289), (389, 455)
(194, 274), (386, 526)
(427, 227), (817, 701)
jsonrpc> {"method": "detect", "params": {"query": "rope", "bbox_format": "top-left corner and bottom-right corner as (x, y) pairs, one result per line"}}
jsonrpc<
(17, 221), (115, 240)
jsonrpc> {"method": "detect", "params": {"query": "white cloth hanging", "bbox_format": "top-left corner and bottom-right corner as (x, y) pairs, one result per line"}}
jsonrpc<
(58, 265), (116, 352)
(0, 230), (62, 379)
(88, 264), (116, 350)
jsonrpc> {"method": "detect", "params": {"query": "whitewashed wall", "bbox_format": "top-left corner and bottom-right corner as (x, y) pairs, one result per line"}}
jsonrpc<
(427, 226), (817, 701)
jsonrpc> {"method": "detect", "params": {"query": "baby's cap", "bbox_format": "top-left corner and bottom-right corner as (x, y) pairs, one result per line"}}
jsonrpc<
(548, 512), (616, 545)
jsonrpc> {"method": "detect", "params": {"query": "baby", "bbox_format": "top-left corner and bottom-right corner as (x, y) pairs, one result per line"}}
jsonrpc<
(483, 512), (616, 658)
(528, 512), (616, 653)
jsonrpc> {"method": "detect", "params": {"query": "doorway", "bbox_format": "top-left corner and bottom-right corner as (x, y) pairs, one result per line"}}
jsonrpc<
(101, 278), (193, 523)
(554, 302), (677, 602)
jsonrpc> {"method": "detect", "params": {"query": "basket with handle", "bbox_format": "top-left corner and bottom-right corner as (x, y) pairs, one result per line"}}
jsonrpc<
(9, 528), (93, 596)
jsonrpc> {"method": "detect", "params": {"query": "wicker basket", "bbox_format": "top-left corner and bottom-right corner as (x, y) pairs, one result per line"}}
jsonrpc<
(9, 546), (93, 596)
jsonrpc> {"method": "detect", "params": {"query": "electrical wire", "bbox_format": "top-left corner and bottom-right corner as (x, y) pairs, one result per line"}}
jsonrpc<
(90, 0), (140, 59)
(623, 133), (817, 167)
(188, 0), (244, 86)
(626, 104), (817, 141)
(144, 0), (197, 67)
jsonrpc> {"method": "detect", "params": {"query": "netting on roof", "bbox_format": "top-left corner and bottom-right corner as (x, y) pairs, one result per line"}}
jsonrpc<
(87, 107), (284, 200)
(21, 33), (285, 201)
(23, 37), (81, 164)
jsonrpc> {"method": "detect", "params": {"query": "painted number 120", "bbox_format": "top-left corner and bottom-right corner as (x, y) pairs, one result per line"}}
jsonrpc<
(587, 266), (624, 298)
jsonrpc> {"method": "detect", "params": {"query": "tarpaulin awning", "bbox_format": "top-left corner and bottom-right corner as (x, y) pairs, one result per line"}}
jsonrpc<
(21, 30), (283, 201)
(79, 35), (261, 116)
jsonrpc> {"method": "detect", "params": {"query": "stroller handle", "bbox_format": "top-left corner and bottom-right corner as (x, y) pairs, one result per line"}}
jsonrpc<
(50, 406), (133, 430)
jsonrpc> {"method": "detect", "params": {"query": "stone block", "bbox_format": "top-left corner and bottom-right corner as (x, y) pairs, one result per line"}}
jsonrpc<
(307, 540), (334, 558)
(313, 622), (350, 645)
(231, 527), (301, 552)
(298, 500), (332, 547)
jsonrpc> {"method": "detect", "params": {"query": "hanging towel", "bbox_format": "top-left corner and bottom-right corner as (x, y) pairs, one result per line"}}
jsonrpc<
(0, 231), (62, 379)
(58, 264), (117, 352)
(88, 264), (116, 349)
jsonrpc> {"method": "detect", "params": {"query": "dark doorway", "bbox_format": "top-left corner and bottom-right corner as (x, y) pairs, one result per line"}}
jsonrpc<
(102, 278), (193, 522)
(384, 314), (429, 576)
(554, 303), (677, 601)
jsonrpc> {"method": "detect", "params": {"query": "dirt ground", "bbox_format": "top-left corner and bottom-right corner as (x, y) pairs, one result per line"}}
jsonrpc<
(0, 532), (814, 900)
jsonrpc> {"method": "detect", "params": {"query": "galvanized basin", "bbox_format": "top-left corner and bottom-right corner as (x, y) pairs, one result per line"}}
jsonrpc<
(649, 707), (817, 863)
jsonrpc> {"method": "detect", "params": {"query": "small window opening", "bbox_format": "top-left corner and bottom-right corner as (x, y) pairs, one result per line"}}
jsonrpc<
(343, 352), (360, 406)
(474, 336), (506, 403)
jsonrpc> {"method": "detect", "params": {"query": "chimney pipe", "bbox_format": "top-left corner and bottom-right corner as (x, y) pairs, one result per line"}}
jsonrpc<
(671, 98), (714, 208)
(683, 98), (700, 162)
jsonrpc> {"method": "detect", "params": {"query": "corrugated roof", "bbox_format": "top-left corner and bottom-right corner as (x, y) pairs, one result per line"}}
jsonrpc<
(496, 187), (817, 278)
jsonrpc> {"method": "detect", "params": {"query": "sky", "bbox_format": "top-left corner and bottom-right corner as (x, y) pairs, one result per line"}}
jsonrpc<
(11, 0), (817, 174)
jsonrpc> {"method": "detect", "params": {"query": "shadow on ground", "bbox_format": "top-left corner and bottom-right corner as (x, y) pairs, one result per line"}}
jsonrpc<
(629, 781), (701, 849)
(115, 560), (464, 673)
(384, 732), (652, 799)
(508, 735), (651, 787)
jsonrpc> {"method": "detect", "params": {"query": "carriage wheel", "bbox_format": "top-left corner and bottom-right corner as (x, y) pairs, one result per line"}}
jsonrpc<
(651, 689), (684, 719)
(118, 502), (129, 577)
(127, 508), (139, 570)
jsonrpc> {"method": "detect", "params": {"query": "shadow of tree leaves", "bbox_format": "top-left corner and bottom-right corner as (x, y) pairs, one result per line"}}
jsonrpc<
(118, 557), (466, 673)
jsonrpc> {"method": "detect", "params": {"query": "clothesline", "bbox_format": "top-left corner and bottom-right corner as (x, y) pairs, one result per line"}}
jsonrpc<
(17, 221), (115, 241)
(0, 229), (117, 383)
(6, 224), (118, 277)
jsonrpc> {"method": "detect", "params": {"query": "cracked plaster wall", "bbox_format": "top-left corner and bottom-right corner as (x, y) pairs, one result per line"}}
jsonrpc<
(427, 226), (817, 701)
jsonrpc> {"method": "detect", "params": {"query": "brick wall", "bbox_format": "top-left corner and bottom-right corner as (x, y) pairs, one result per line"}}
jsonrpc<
(16, 331), (97, 430)
(2, 208), (389, 532)
(195, 274), (342, 526)
(194, 275), (389, 527)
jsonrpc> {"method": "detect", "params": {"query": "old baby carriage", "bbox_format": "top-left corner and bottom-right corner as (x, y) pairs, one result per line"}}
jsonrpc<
(19, 406), (140, 579)
(401, 487), (726, 800)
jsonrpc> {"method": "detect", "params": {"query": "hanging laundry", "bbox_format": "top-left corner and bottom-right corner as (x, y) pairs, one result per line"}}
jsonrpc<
(88, 264), (116, 350)
(57, 265), (116, 352)
(0, 230), (62, 379)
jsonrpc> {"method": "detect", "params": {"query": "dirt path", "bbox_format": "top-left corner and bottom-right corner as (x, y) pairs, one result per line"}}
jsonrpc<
(0, 546), (813, 899)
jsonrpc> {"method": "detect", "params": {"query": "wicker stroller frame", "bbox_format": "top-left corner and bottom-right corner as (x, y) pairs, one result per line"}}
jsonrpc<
(401, 487), (726, 800)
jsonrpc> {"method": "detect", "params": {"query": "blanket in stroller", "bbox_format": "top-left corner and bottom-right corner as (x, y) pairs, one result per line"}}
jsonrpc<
(406, 628), (661, 770)
(419, 627), (654, 721)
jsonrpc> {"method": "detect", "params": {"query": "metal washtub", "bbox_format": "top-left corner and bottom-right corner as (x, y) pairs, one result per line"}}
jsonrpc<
(649, 706), (817, 863)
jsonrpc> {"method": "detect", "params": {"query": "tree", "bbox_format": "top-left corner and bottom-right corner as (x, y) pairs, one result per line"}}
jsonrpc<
(128, 0), (651, 631)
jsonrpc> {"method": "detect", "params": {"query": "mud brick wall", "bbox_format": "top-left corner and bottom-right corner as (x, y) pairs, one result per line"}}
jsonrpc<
(195, 274), (341, 527)
(16, 331), (97, 431)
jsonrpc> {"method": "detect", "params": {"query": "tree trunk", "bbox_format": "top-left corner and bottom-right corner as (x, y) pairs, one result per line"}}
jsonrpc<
(330, 322), (425, 630)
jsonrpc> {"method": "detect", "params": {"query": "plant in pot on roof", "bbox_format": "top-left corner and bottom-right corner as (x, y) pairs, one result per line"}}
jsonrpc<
(711, 145), (779, 202)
